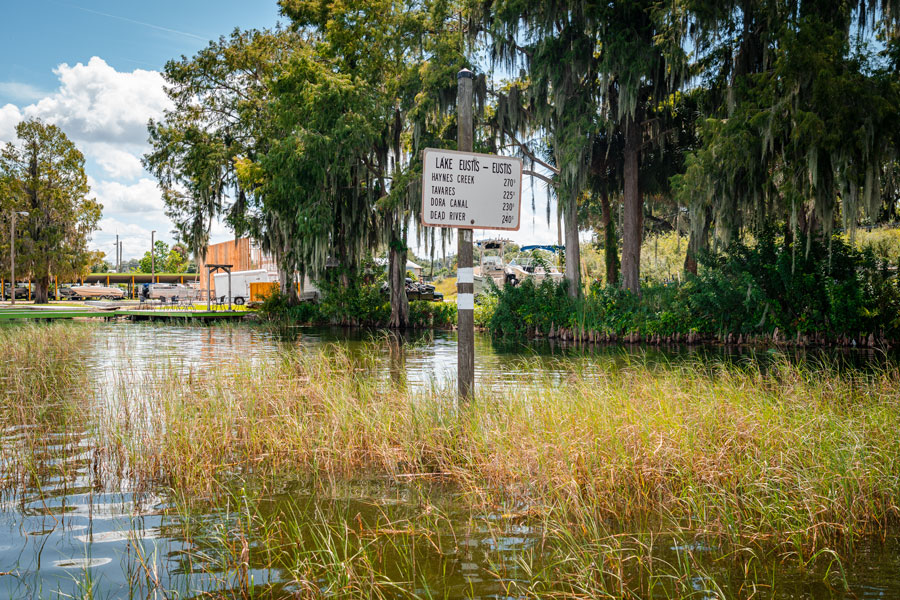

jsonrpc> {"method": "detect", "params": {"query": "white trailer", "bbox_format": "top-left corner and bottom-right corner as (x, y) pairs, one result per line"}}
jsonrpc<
(212, 269), (274, 305)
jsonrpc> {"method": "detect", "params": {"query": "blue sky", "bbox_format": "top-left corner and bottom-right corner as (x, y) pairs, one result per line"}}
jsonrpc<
(0, 0), (564, 262)
(1, 1), (282, 104)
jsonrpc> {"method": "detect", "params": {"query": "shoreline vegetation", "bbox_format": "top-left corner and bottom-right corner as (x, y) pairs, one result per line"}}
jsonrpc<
(3, 323), (900, 596)
(260, 232), (900, 349)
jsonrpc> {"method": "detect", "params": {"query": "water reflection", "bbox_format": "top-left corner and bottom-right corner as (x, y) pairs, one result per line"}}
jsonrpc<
(1, 322), (899, 599)
(79, 322), (900, 392)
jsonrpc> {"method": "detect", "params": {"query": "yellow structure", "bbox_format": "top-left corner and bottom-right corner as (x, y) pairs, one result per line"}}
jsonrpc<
(249, 281), (311, 302)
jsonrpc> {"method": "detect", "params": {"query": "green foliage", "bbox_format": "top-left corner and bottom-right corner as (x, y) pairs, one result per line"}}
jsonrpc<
(258, 289), (321, 324)
(474, 293), (497, 328)
(490, 232), (900, 339)
(148, 2), (469, 328)
(0, 119), (101, 302)
(490, 278), (575, 337)
(89, 250), (110, 273)
(408, 300), (456, 328)
(145, 28), (296, 261)
(315, 273), (390, 327)
(684, 230), (900, 336)
(856, 228), (900, 264)
(675, 5), (900, 249)
(137, 240), (189, 273)
(259, 275), (457, 328)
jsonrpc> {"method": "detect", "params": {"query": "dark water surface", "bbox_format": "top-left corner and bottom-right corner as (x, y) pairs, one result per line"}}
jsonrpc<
(1, 323), (898, 599)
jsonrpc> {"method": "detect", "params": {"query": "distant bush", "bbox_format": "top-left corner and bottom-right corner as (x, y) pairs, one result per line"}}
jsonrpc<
(474, 293), (497, 328)
(855, 227), (900, 264)
(258, 270), (457, 328)
(489, 230), (900, 340)
(257, 288), (321, 324)
(684, 229), (900, 336)
(409, 300), (456, 328)
(315, 273), (390, 326)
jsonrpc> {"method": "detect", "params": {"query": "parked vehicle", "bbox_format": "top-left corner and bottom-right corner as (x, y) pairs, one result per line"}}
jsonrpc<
(212, 269), (274, 305)
(473, 239), (511, 295)
(504, 256), (564, 286)
(2, 286), (28, 300)
(381, 278), (444, 302)
(57, 286), (78, 299)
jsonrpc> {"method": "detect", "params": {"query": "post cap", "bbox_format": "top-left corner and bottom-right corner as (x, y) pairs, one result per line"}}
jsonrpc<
(457, 69), (475, 80)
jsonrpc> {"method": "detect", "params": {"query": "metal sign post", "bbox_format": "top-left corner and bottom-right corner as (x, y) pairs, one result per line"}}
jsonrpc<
(421, 69), (523, 400)
(456, 69), (475, 400)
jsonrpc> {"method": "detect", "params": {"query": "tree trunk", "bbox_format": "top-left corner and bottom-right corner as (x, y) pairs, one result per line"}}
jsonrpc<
(563, 190), (581, 297)
(600, 190), (619, 286)
(279, 266), (299, 305)
(684, 206), (712, 275)
(34, 275), (50, 304)
(388, 234), (409, 329)
(621, 119), (642, 295)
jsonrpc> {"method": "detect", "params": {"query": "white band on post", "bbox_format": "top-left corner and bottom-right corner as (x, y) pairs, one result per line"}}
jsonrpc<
(457, 267), (474, 284)
(457, 293), (474, 310)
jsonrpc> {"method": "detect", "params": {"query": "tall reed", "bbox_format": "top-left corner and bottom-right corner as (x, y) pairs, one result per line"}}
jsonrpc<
(3, 323), (898, 597)
(0, 323), (94, 500)
(100, 343), (900, 555)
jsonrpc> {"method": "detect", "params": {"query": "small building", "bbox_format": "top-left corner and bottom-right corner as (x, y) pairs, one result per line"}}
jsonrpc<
(374, 258), (424, 280)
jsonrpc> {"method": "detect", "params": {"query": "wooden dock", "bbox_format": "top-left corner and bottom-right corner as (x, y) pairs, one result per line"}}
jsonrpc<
(0, 308), (248, 322)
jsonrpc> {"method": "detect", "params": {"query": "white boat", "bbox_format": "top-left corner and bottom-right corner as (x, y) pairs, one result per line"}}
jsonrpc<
(474, 239), (512, 295)
(71, 285), (125, 299)
(504, 257), (564, 285)
(503, 245), (565, 287)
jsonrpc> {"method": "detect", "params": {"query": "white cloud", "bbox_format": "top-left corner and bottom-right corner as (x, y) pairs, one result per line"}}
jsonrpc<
(2, 59), (209, 261)
(90, 217), (158, 260)
(87, 142), (145, 179)
(24, 57), (170, 150)
(89, 177), (165, 218)
(0, 57), (170, 181)
(0, 82), (48, 103)
(0, 103), (23, 142)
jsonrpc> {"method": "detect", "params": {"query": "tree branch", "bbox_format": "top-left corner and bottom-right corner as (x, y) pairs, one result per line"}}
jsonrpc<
(524, 169), (557, 187)
(501, 130), (559, 175)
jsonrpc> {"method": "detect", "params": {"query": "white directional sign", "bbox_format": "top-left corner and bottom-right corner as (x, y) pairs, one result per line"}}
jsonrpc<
(421, 148), (522, 231)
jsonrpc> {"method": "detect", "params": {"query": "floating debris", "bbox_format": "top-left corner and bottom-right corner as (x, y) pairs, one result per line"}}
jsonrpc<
(53, 557), (112, 569)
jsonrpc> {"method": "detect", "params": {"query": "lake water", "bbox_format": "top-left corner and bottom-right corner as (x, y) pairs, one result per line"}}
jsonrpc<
(1, 322), (898, 599)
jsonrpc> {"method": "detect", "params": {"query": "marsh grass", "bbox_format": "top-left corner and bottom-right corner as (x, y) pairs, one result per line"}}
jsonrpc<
(92, 338), (900, 559)
(0, 323), (96, 501)
(3, 322), (900, 598)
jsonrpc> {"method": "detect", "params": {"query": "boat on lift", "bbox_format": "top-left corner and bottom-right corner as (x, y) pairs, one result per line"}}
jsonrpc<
(473, 238), (512, 295)
(504, 245), (565, 287)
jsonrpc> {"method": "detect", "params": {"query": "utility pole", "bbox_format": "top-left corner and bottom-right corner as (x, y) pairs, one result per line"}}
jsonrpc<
(115, 234), (119, 272)
(9, 211), (28, 305)
(456, 68), (475, 399)
(151, 230), (156, 284)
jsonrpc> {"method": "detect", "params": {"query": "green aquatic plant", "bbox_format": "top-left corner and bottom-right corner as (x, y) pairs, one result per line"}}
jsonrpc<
(91, 340), (900, 559)
(2, 322), (900, 598)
